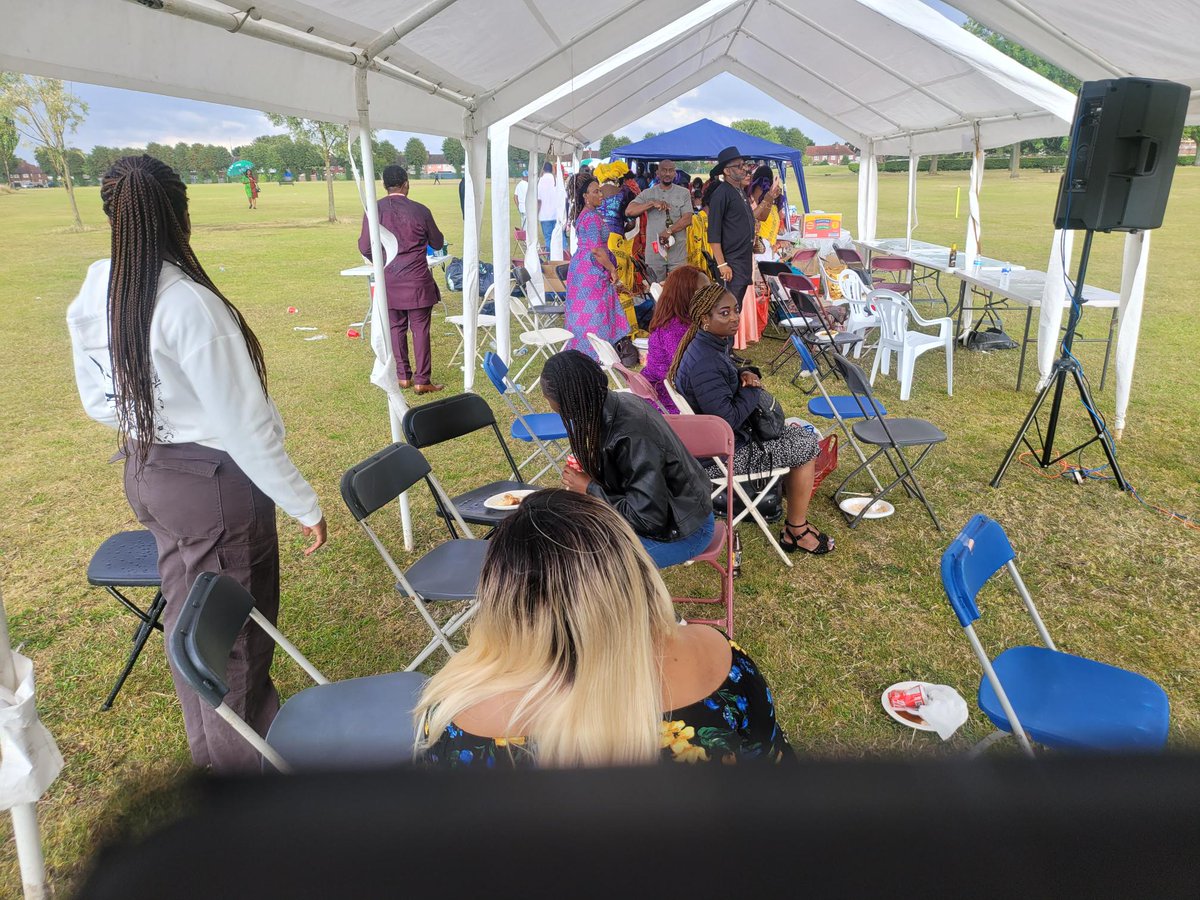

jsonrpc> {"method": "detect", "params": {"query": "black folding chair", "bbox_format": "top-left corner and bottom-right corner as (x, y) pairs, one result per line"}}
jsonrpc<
(87, 530), (166, 710)
(780, 278), (862, 386)
(169, 571), (429, 772)
(513, 264), (565, 329)
(830, 353), (947, 531)
(341, 442), (488, 670)
(402, 392), (529, 536)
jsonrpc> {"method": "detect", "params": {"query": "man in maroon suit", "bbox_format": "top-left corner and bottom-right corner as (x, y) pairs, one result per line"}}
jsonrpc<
(358, 165), (445, 393)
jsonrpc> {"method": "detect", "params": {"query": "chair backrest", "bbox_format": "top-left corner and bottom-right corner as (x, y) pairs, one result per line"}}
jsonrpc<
(586, 332), (622, 370)
(835, 246), (865, 268)
(665, 412), (735, 463)
(790, 247), (819, 269)
(402, 392), (498, 448)
(340, 442), (433, 521)
(778, 272), (816, 296)
(482, 351), (510, 395)
(790, 335), (819, 375)
(837, 268), (867, 306)
(512, 264), (532, 287)
(649, 282), (663, 301)
(514, 228), (527, 241)
(871, 255), (913, 275)
(169, 571), (256, 709)
(613, 362), (665, 411)
(756, 261), (791, 279)
(830, 353), (886, 419)
(869, 290), (910, 345)
(940, 514), (1016, 628)
(555, 263), (570, 283)
(790, 289), (837, 335)
(664, 378), (695, 415)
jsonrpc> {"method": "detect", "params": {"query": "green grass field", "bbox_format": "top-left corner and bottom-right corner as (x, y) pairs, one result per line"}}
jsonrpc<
(1, 167), (1197, 891)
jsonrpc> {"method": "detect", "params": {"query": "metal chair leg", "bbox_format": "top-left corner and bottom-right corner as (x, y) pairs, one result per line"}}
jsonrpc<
(102, 589), (166, 710)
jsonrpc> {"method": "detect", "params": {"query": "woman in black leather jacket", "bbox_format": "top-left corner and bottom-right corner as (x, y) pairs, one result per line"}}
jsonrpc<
(541, 351), (715, 569)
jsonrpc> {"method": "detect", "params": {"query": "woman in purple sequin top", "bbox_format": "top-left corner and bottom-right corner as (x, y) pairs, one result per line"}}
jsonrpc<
(643, 266), (711, 413)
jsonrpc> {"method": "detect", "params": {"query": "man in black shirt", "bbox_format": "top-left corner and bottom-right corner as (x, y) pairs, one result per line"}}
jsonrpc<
(706, 146), (757, 311)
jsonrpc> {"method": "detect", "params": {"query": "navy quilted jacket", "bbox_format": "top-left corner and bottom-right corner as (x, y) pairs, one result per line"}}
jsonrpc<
(674, 330), (761, 447)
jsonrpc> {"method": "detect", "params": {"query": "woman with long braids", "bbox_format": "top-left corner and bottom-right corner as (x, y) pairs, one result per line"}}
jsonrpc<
(670, 283), (834, 555)
(540, 350), (713, 569)
(416, 490), (793, 768)
(67, 155), (327, 772)
(563, 176), (627, 360)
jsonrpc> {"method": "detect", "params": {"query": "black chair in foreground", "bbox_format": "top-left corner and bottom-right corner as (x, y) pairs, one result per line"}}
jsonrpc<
(402, 392), (529, 537)
(168, 571), (428, 773)
(87, 530), (166, 710)
(341, 442), (487, 670)
(830, 353), (946, 531)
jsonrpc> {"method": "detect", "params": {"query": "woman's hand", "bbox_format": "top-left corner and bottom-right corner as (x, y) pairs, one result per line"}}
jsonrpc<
(561, 466), (592, 493)
(740, 371), (763, 389)
(301, 517), (328, 555)
(608, 269), (620, 285)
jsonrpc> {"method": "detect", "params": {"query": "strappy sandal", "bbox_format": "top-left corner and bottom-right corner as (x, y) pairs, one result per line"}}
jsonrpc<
(779, 520), (835, 555)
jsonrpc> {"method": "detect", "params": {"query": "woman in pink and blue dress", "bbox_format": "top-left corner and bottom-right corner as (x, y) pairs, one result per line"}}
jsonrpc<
(564, 175), (628, 360)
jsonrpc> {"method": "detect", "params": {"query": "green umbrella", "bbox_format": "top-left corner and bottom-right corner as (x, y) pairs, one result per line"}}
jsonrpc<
(227, 159), (254, 177)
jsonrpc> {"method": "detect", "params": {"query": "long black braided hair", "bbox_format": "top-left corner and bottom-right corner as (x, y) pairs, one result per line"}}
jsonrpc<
(541, 350), (609, 481)
(100, 155), (267, 465)
(667, 282), (731, 384)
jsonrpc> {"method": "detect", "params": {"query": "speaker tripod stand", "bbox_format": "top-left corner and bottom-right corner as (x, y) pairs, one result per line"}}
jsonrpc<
(991, 229), (1130, 490)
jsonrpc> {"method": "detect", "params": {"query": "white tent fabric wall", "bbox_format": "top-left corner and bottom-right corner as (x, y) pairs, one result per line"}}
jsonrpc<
(460, 124), (488, 392)
(1114, 231), (1152, 436)
(550, 160), (567, 262)
(906, 152), (919, 247)
(856, 146), (879, 244)
(488, 123), (513, 374)
(1036, 228), (1076, 381)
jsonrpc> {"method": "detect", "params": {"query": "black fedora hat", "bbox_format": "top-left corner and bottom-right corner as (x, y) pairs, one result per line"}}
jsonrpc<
(710, 145), (744, 178)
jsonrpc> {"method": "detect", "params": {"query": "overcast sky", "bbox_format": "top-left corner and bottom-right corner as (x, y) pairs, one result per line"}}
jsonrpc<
(12, 1), (967, 161)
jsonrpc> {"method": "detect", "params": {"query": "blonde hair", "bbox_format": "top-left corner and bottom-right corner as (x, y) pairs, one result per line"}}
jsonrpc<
(667, 282), (732, 383)
(414, 490), (678, 767)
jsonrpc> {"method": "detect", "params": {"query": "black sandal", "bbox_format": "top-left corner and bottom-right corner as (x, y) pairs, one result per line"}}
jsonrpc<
(779, 520), (835, 555)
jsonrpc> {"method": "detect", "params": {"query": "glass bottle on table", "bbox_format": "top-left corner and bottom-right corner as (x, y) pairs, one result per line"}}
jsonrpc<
(947, 243), (958, 268)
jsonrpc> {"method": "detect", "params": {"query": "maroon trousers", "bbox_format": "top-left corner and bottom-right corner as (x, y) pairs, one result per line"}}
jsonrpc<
(390, 305), (433, 385)
(124, 442), (280, 773)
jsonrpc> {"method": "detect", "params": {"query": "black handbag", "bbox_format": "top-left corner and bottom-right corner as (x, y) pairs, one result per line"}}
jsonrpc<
(749, 388), (785, 444)
(613, 335), (640, 368)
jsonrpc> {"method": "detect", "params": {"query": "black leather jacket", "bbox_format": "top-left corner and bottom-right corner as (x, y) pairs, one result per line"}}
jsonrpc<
(585, 392), (712, 542)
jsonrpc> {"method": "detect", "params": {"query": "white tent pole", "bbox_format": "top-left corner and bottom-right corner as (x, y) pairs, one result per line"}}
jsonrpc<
(1113, 230), (1151, 437)
(489, 123), (514, 364)
(460, 115), (487, 390)
(355, 68), (413, 550)
(519, 141), (542, 359)
(961, 122), (985, 337)
(0, 587), (47, 900)
(1036, 228), (1075, 384)
(905, 150), (918, 249)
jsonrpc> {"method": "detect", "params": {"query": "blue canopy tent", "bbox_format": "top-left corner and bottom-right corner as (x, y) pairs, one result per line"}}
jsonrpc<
(615, 118), (809, 213)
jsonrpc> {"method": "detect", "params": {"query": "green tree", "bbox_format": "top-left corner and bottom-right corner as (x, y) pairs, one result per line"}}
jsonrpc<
(0, 115), (17, 186)
(642, 131), (658, 140)
(266, 114), (347, 222)
(600, 133), (635, 158)
(373, 139), (399, 177)
(507, 145), (527, 178)
(441, 136), (465, 175)
(730, 118), (777, 143)
(774, 126), (813, 151)
(404, 137), (428, 180)
(144, 141), (177, 171)
(1185, 125), (1200, 166)
(1, 73), (88, 228)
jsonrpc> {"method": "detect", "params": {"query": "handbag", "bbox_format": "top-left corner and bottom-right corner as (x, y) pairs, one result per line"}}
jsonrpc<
(748, 388), (785, 444)
(613, 334), (640, 368)
(753, 235), (767, 255)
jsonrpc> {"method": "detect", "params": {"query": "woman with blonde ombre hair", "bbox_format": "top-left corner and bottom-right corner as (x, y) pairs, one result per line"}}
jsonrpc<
(416, 490), (792, 768)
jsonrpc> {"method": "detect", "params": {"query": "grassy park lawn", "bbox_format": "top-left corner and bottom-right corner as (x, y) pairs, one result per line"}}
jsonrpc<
(1, 166), (1197, 889)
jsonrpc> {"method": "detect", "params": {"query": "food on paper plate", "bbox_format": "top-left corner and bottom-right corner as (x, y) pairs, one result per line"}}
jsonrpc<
(497, 492), (525, 507)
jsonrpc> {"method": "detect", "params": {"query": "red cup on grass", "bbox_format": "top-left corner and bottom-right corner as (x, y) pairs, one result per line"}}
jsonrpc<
(287, 306), (298, 314)
(346, 329), (361, 339)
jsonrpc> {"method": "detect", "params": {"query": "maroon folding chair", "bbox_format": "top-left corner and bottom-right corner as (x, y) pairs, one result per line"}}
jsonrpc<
(664, 415), (737, 636)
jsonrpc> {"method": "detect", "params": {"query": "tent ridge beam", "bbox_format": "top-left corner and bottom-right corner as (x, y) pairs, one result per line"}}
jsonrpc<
(764, 0), (971, 122)
(739, 30), (903, 132)
(364, 0), (461, 59)
(868, 109), (1061, 145)
(724, 0), (758, 57)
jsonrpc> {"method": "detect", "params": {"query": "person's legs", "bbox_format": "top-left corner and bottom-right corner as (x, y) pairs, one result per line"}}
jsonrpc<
(782, 461), (833, 553)
(645, 254), (667, 285)
(390, 307), (413, 383)
(638, 515), (716, 569)
(409, 306), (434, 385)
(541, 219), (555, 249)
(728, 276), (752, 312)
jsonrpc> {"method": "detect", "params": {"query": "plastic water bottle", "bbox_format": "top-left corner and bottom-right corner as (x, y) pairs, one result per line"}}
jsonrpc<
(971, 257), (983, 280)
(999, 262), (1012, 289)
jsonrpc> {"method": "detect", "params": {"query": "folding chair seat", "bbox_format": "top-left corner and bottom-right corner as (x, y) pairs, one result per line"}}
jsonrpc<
(169, 570), (430, 772)
(869, 289), (953, 402)
(664, 415), (737, 635)
(401, 392), (529, 533)
(483, 352), (568, 483)
(341, 442), (488, 670)
(830, 353), (946, 531)
(783, 281), (862, 385)
(87, 529), (166, 710)
(758, 265), (815, 375)
(940, 514), (1169, 756)
(509, 295), (573, 389)
(444, 282), (498, 371)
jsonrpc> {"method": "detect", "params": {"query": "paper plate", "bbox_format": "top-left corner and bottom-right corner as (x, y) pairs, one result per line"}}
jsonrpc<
(881, 681), (939, 732)
(483, 489), (536, 511)
(813, 329), (838, 342)
(839, 496), (895, 519)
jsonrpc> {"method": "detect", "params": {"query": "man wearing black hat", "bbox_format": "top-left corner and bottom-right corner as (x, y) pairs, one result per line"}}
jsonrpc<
(706, 146), (758, 311)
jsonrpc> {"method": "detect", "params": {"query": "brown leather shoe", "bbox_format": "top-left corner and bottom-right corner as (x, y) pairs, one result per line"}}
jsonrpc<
(398, 378), (412, 389)
(414, 383), (444, 394)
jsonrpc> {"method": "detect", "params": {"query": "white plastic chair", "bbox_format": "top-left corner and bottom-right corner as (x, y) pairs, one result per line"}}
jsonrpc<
(835, 268), (882, 360)
(586, 332), (628, 391)
(445, 282), (498, 371)
(509, 295), (573, 388)
(869, 289), (953, 402)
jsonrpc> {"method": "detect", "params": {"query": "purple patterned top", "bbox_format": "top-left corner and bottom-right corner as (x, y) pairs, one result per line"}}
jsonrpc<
(642, 316), (690, 414)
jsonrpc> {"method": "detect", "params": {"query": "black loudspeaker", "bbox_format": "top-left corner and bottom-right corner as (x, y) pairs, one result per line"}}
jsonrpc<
(1054, 77), (1190, 232)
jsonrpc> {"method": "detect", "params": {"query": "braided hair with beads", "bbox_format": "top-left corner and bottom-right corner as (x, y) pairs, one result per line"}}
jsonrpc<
(100, 155), (267, 465)
(540, 350), (610, 481)
(666, 282), (730, 384)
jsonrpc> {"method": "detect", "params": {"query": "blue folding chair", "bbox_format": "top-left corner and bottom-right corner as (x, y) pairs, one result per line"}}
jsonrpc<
(941, 514), (1170, 757)
(483, 352), (568, 483)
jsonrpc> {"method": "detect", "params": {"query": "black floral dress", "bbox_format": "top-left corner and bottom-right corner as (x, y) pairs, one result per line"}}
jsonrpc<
(421, 640), (793, 768)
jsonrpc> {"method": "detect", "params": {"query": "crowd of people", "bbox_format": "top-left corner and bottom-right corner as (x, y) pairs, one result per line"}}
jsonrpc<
(68, 149), (840, 775)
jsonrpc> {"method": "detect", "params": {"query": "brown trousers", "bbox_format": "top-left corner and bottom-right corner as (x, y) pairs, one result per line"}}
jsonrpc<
(124, 442), (280, 773)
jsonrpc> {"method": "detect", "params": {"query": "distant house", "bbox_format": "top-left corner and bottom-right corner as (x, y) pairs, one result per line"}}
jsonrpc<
(1181, 138), (1197, 157)
(10, 160), (49, 188)
(805, 144), (859, 164)
(423, 154), (455, 176)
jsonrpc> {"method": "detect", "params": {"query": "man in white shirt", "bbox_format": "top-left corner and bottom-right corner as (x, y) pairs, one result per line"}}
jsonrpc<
(514, 171), (528, 229)
(537, 162), (556, 251)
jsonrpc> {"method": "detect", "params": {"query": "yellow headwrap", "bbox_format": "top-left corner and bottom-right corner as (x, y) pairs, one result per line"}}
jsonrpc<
(594, 160), (630, 184)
